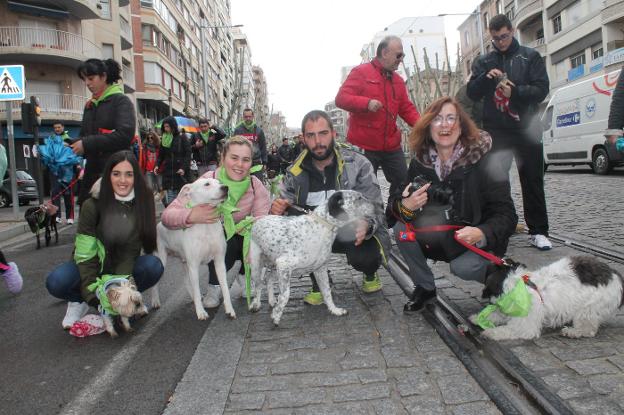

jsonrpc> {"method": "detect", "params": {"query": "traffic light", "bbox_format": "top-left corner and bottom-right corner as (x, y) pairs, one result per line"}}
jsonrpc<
(30, 95), (41, 126)
(21, 102), (33, 134)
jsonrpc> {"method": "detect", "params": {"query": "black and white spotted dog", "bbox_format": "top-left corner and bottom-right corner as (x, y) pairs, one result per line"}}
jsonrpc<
(248, 190), (376, 326)
(25, 205), (58, 249)
(471, 256), (624, 340)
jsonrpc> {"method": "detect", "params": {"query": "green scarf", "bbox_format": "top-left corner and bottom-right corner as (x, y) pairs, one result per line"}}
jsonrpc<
(90, 84), (124, 107)
(87, 274), (130, 316)
(200, 131), (211, 144)
(74, 234), (106, 272)
(237, 120), (256, 131)
(161, 132), (173, 148)
(216, 167), (259, 305)
(476, 279), (533, 329)
(216, 167), (250, 240)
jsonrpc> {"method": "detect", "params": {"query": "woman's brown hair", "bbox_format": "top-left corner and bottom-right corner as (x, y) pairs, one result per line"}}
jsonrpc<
(146, 130), (160, 147)
(408, 96), (481, 158)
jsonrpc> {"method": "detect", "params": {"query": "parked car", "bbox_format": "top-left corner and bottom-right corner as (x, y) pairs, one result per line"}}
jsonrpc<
(0, 170), (39, 208)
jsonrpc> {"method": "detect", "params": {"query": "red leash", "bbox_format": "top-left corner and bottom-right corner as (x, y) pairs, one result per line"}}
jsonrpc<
(49, 175), (81, 203)
(403, 223), (506, 266)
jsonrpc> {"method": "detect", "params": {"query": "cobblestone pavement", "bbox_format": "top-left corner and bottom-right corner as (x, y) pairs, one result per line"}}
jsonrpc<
(432, 235), (624, 415)
(519, 166), (624, 250)
(166, 255), (501, 415)
(164, 166), (623, 414)
(428, 164), (624, 415)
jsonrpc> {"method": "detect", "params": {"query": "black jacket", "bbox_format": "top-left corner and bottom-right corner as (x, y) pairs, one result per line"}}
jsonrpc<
(79, 92), (135, 204)
(467, 38), (549, 131)
(158, 133), (191, 191)
(388, 134), (517, 257)
(277, 144), (292, 164)
(608, 68), (624, 130)
(191, 126), (226, 165)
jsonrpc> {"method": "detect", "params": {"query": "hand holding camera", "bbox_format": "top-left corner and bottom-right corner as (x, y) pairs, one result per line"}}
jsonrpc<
(401, 175), (455, 212)
(401, 177), (430, 211)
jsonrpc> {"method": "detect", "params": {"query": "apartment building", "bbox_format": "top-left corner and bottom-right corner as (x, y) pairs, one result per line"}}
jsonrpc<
(0, 0), (104, 170)
(324, 101), (347, 142)
(231, 27), (255, 128)
(458, 0), (624, 92)
(252, 65), (270, 132)
(135, 0), (238, 131)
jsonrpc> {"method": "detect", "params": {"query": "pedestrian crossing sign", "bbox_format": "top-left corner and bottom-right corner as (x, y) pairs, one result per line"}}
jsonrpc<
(0, 65), (25, 101)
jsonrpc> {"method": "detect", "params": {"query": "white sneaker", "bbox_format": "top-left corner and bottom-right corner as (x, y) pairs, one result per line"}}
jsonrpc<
(67, 218), (74, 225)
(62, 301), (89, 329)
(229, 277), (244, 299)
(529, 234), (552, 251)
(202, 284), (222, 308)
(55, 217), (61, 224)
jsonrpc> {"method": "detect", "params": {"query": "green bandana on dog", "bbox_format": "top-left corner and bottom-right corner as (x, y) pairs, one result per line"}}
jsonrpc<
(87, 274), (130, 316)
(476, 279), (533, 329)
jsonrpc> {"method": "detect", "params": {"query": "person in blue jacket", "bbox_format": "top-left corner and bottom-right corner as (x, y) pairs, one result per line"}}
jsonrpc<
(39, 121), (83, 224)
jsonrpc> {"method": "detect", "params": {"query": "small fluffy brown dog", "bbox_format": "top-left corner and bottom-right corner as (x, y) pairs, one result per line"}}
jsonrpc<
(95, 278), (148, 338)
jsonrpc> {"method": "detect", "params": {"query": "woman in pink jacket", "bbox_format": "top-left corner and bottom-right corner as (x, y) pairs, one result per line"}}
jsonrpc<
(161, 136), (270, 307)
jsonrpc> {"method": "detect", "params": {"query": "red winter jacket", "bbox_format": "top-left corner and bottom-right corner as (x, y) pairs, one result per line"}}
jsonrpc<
(335, 59), (420, 152)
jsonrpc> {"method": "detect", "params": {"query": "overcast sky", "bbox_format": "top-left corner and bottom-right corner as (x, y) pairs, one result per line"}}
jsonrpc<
(231, 0), (481, 129)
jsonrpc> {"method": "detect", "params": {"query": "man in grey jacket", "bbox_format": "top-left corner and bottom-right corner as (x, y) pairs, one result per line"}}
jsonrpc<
(270, 110), (390, 305)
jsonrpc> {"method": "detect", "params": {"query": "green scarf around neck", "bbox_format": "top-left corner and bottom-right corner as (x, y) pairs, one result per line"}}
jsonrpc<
(90, 84), (123, 107)
(217, 167), (249, 240)
(216, 167), (259, 305)
(161, 132), (173, 148)
(200, 131), (211, 144)
(238, 120), (256, 131)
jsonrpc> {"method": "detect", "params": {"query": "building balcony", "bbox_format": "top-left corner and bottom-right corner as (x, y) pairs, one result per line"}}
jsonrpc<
(603, 0), (624, 24)
(527, 37), (547, 55)
(122, 64), (135, 93)
(10, 1), (101, 20)
(0, 93), (89, 123)
(120, 16), (133, 50)
(515, 0), (543, 29)
(0, 27), (101, 68)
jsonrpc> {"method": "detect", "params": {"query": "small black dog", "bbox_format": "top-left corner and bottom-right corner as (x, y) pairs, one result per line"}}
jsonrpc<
(25, 205), (58, 249)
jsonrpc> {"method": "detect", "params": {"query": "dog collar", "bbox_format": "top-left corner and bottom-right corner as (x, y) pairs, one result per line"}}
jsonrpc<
(310, 212), (338, 231)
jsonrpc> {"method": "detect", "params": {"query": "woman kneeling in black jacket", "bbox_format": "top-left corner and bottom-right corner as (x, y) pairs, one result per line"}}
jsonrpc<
(388, 97), (517, 312)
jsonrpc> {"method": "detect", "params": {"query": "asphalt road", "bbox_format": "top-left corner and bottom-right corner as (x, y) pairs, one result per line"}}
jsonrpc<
(0, 227), (218, 415)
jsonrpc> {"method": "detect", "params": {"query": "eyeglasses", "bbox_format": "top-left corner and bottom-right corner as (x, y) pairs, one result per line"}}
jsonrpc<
(432, 115), (458, 126)
(396, 52), (405, 59)
(491, 33), (511, 42)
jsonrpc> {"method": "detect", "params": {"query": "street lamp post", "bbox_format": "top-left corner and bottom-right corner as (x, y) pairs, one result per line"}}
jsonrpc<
(439, 9), (486, 56)
(200, 23), (243, 118)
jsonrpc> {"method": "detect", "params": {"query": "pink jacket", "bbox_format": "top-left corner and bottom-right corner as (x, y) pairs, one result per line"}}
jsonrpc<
(161, 169), (270, 229)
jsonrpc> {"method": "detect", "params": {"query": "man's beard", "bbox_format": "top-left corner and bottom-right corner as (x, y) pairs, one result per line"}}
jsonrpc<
(308, 140), (334, 161)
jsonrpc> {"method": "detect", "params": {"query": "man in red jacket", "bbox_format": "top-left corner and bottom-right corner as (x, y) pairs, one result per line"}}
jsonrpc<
(336, 35), (420, 195)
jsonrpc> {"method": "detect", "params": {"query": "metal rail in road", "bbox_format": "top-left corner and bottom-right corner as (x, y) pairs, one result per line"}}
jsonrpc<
(385, 250), (576, 415)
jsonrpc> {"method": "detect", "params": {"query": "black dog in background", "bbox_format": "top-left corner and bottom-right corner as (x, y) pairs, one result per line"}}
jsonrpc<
(25, 205), (58, 249)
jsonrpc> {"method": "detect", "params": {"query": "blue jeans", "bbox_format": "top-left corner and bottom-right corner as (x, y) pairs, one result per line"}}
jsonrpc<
(46, 255), (164, 303)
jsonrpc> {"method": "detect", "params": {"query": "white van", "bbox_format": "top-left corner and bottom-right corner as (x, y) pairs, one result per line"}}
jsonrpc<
(541, 69), (624, 174)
